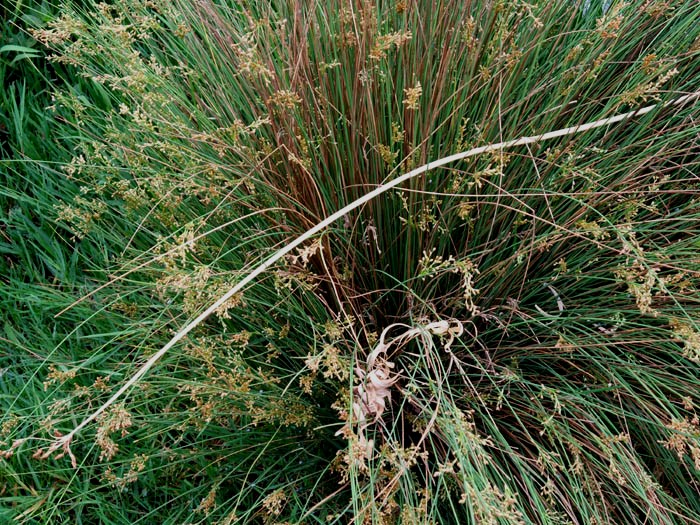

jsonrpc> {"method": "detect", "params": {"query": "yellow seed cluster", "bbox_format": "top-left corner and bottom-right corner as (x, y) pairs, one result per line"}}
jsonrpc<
(403, 81), (423, 110)
(96, 404), (133, 461)
(369, 30), (412, 61)
(662, 416), (700, 471)
(596, 2), (628, 39)
(670, 319), (700, 362)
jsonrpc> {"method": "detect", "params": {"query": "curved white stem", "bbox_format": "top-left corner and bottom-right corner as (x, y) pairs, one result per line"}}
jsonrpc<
(55, 92), (700, 447)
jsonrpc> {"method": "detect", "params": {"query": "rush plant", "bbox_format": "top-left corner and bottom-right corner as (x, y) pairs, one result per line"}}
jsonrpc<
(2, 0), (700, 523)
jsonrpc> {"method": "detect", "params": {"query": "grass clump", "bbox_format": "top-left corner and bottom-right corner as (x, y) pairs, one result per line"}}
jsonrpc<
(2, 0), (700, 523)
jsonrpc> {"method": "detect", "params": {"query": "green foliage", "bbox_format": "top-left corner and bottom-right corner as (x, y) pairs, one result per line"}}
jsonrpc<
(2, 0), (700, 523)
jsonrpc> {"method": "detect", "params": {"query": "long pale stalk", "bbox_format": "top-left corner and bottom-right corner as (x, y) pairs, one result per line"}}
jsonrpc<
(41, 92), (699, 461)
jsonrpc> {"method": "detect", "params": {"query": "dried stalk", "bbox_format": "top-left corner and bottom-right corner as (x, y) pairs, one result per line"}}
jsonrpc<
(39, 92), (699, 463)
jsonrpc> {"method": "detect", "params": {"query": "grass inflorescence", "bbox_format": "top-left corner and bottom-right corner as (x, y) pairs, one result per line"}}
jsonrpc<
(2, 0), (700, 523)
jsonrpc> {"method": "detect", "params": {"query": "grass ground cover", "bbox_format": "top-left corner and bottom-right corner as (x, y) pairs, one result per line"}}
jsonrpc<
(2, 0), (700, 523)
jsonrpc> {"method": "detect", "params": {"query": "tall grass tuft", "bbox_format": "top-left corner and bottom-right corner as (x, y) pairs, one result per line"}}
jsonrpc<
(2, 0), (700, 523)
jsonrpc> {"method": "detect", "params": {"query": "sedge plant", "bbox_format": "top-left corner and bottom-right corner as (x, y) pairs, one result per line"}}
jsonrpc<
(2, 0), (700, 523)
